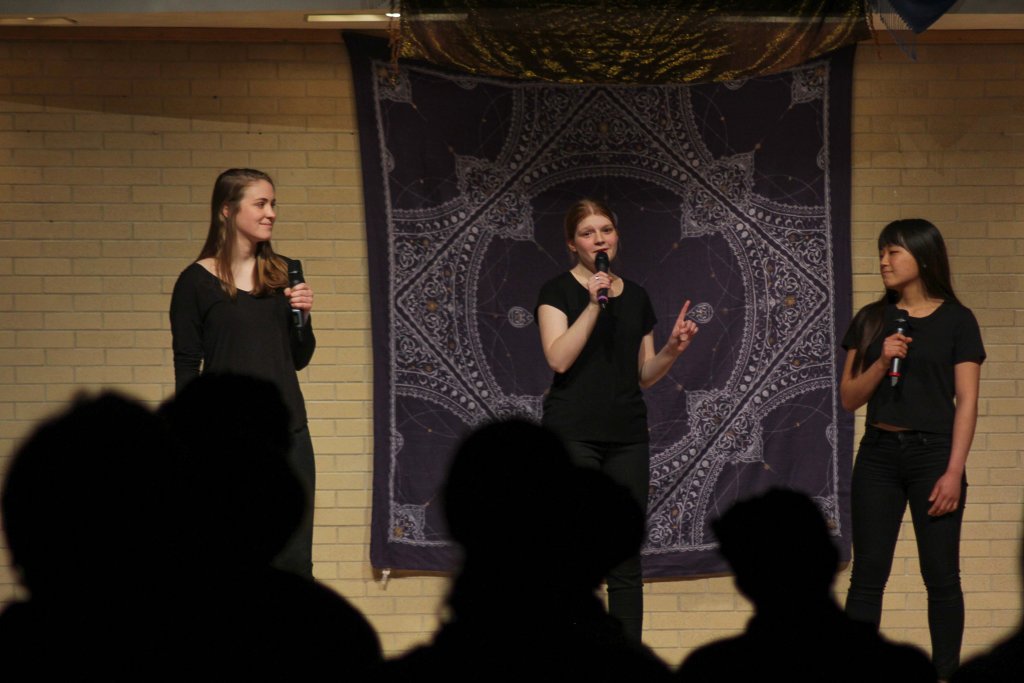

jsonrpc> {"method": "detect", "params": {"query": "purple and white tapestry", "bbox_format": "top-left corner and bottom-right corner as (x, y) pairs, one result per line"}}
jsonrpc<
(347, 35), (855, 577)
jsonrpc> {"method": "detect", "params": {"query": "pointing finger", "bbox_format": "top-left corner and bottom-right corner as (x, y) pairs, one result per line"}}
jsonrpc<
(676, 299), (691, 326)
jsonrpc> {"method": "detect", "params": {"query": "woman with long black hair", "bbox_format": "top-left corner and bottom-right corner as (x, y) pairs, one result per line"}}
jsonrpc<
(840, 219), (984, 679)
(536, 198), (698, 641)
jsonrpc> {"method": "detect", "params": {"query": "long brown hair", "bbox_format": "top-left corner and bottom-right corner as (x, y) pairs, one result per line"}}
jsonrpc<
(851, 219), (960, 375)
(198, 168), (288, 299)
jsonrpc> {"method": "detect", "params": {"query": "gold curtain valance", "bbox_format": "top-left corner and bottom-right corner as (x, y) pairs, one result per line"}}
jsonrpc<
(391, 1), (869, 84)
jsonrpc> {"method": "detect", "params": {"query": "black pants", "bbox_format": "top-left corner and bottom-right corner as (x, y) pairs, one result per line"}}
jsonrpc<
(845, 427), (965, 679)
(564, 439), (649, 642)
(273, 424), (316, 578)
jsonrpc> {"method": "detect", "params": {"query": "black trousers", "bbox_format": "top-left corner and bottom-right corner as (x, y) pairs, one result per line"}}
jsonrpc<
(844, 426), (965, 679)
(273, 424), (316, 578)
(564, 439), (649, 642)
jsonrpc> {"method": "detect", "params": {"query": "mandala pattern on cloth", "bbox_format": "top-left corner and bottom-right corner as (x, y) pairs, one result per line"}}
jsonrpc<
(349, 36), (854, 576)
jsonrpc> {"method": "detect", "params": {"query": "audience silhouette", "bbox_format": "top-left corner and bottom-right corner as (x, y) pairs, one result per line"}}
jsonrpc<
(950, 510), (1023, 682)
(158, 373), (381, 676)
(675, 488), (936, 683)
(0, 378), (381, 679)
(9, 391), (1019, 680)
(0, 392), (179, 677)
(952, 625), (1024, 683)
(376, 418), (671, 681)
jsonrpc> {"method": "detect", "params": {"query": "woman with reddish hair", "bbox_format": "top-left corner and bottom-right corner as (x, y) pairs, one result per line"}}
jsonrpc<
(536, 198), (698, 641)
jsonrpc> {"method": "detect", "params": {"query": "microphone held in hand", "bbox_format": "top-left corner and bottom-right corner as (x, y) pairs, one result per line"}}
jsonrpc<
(288, 259), (305, 341)
(595, 251), (609, 309)
(889, 314), (907, 387)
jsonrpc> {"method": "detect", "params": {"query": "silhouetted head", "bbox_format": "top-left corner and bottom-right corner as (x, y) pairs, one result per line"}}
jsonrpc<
(1, 392), (175, 597)
(562, 467), (644, 588)
(442, 418), (645, 619)
(159, 373), (304, 566)
(443, 418), (574, 556)
(713, 488), (839, 610)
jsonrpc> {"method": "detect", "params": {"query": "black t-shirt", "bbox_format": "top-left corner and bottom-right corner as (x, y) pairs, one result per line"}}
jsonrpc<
(170, 262), (315, 432)
(841, 301), (985, 434)
(536, 271), (657, 443)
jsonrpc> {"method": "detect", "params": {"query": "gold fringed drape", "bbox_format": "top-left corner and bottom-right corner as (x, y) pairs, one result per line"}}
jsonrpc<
(391, 0), (869, 84)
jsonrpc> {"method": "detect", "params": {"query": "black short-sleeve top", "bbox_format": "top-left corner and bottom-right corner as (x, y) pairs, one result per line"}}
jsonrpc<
(536, 271), (657, 443)
(170, 262), (315, 432)
(841, 301), (985, 434)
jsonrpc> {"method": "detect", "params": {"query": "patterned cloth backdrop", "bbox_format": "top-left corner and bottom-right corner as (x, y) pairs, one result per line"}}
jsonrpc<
(347, 35), (855, 577)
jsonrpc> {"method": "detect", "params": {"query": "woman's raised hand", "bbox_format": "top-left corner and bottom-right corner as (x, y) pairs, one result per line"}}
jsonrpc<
(668, 300), (699, 354)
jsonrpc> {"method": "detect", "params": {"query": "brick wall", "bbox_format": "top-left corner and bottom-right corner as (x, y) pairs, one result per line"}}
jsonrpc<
(0, 35), (1021, 665)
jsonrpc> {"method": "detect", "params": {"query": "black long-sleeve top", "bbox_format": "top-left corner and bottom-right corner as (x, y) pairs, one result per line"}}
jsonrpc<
(170, 262), (315, 432)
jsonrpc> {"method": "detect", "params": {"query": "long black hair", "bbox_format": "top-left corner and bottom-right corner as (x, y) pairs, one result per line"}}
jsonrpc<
(850, 219), (960, 376)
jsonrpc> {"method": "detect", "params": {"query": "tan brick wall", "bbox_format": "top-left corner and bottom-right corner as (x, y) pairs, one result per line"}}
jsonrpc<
(0, 36), (1021, 667)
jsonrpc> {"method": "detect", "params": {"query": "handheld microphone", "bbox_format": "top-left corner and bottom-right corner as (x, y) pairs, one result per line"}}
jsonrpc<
(288, 260), (305, 341)
(595, 251), (609, 309)
(889, 314), (907, 387)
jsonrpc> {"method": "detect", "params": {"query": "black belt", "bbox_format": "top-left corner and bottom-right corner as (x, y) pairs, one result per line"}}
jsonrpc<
(867, 425), (941, 445)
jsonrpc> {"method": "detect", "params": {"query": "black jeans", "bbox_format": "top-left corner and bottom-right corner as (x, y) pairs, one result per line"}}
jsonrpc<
(564, 439), (649, 642)
(845, 426), (965, 679)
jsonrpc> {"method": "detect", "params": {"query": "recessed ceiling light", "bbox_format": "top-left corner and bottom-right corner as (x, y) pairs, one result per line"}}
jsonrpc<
(0, 16), (77, 26)
(305, 14), (391, 23)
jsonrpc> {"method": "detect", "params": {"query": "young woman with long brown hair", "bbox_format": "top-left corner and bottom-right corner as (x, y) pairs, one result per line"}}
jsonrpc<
(170, 168), (316, 577)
